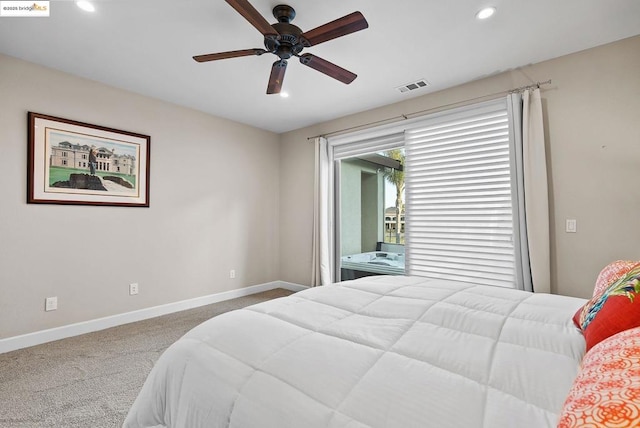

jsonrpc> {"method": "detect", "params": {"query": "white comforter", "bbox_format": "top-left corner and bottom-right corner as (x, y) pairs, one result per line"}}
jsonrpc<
(123, 276), (586, 428)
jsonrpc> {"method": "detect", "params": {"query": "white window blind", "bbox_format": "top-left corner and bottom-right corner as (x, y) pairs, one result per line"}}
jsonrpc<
(332, 132), (405, 160)
(404, 100), (516, 288)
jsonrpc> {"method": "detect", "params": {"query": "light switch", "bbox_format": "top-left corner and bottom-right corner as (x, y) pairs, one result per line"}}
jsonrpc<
(566, 219), (577, 233)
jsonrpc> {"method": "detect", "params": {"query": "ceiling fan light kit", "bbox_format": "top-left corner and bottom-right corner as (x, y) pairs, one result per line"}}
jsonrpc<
(193, 0), (369, 94)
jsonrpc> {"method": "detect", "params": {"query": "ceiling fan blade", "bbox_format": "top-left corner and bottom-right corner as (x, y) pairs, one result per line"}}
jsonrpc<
(301, 11), (368, 46)
(299, 53), (356, 84)
(225, 0), (278, 38)
(267, 60), (287, 94)
(193, 48), (267, 62)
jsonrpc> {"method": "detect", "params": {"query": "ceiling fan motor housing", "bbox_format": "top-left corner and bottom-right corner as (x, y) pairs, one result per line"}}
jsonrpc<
(264, 5), (307, 60)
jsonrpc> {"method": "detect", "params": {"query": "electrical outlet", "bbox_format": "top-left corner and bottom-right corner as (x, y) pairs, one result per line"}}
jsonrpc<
(566, 219), (577, 233)
(129, 283), (139, 295)
(45, 296), (57, 311)
(229, 270), (236, 279)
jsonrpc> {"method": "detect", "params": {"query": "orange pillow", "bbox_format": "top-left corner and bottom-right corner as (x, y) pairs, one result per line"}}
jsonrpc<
(558, 326), (640, 428)
(573, 263), (640, 352)
(593, 260), (637, 297)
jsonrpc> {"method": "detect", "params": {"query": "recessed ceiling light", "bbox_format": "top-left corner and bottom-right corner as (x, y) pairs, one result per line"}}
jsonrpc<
(76, 1), (95, 12)
(476, 7), (496, 20)
(280, 92), (289, 98)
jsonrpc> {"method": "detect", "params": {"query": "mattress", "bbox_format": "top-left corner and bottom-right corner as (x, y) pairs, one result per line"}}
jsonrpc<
(123, 275), (587, 428)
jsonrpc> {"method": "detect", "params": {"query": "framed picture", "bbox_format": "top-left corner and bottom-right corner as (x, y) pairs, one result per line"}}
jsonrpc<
(27, 112), (150, 207)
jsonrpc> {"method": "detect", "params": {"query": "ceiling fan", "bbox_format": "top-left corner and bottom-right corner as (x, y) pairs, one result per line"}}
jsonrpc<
(193, 0), (369, 94)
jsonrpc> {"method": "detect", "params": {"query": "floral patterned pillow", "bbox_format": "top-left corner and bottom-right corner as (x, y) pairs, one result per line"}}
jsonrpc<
(558, 326), (640, 428)
(573, 263), (640, 352)
(593, 260), (638, 297)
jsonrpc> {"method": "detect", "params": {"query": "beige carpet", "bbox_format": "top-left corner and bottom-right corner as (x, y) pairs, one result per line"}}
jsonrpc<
(0, 288), (294, 427)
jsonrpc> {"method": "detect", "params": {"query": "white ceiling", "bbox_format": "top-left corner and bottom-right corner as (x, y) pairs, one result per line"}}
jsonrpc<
(1, 0), (639, 133)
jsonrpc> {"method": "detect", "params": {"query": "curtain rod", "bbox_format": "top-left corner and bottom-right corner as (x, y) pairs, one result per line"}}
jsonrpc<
(307, 79), (552, 141)
(508, 79), (551, 94)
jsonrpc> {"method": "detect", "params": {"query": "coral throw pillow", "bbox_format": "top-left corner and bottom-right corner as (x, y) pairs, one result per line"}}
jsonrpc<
(593, 260), (637, 297)
(573, 263), (640, 352)
(558, 326), (640, 428)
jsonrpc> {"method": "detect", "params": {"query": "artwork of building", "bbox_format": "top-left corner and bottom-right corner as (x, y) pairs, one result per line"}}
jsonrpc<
(50, 141), (137, 175)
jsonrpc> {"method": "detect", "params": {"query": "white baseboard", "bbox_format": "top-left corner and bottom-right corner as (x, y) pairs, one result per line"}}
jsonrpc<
(0, 280), (308, 354)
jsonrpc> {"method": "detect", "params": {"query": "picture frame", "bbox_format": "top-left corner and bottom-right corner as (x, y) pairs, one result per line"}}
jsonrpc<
(27, 112), (150, 207)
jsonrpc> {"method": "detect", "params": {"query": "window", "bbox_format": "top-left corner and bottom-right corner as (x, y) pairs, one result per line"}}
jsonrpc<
(332, 133), (405, 281)
(338, 152), (406, 281)
(330, 98), (521, 288)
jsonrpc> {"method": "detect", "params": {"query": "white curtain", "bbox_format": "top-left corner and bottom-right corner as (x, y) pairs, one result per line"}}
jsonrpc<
(311, 137), (332, 286)
(522, 88), (551, 293)
(511, 88), (551, 293)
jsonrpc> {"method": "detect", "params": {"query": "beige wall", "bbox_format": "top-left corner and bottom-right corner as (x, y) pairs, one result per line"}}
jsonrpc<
(2, 35), (639, 341)
(0, 54), (281, 339)
(279, 35), (640, 298)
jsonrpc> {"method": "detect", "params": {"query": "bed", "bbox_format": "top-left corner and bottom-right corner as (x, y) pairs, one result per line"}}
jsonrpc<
(123, 275), (594, 428)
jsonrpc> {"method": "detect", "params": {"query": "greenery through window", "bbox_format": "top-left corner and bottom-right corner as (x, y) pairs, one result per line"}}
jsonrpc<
(382, 149), (405, 245)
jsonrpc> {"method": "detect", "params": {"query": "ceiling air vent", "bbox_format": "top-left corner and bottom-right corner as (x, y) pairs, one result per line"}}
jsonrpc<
(396, 79), (430, 93)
